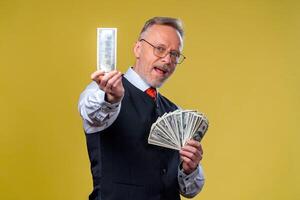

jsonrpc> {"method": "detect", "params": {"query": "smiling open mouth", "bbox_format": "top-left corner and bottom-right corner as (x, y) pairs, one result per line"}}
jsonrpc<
(154, 67), (167, 75)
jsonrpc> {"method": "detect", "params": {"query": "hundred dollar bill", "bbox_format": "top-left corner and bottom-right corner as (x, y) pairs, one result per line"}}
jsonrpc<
(148, 109), (209, 150)
(97, 28), (117, 72)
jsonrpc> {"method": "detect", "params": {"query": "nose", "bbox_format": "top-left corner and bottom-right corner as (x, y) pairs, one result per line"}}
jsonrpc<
(160, 52), (172, 64)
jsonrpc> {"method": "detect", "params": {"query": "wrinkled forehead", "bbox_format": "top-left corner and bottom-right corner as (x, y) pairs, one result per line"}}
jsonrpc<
(140, 25), (184, 51)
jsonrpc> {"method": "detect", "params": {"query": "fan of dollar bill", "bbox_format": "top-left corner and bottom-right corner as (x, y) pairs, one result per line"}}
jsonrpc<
(148, 110), (209, 150)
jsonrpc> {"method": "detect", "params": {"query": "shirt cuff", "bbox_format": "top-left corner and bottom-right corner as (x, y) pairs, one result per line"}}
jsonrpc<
(100, 98), (120, 111)
(81, 84), (122, 134)
(178, 164), (205, 198)
(178, 165), (202, 182)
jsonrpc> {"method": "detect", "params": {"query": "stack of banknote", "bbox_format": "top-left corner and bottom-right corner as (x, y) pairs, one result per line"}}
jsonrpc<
(148, 110), (209, 150)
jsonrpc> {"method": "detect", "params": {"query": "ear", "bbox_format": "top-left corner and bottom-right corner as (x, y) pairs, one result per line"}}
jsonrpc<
(133, 41), (141, 59)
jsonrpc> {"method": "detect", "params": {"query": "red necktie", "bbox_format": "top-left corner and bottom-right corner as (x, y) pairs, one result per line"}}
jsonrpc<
(145, 87), (157, 101)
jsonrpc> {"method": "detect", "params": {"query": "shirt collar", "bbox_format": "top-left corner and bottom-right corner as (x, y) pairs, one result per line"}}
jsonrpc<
(124, 67), (154, 92)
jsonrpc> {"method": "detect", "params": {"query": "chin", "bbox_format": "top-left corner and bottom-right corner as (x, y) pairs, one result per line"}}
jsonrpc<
(146, 74), (168, 88)
(150, 79), (166, 88)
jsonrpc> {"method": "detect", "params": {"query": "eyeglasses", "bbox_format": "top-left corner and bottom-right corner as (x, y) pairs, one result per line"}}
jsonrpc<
(140, 39), (186, 64)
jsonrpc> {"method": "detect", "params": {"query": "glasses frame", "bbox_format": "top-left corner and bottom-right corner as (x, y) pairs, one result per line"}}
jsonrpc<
(140, 39), (186, 64)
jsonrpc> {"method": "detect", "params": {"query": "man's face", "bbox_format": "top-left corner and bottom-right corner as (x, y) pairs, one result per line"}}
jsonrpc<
(133, 24), (183, 88)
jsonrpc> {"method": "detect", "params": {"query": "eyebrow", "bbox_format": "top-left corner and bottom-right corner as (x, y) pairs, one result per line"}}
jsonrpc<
(155, 43), (180, 52)
(155, 43), (167, 47)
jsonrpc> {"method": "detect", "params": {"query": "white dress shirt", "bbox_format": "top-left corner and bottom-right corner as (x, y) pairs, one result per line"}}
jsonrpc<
(78, 67), (205, 197)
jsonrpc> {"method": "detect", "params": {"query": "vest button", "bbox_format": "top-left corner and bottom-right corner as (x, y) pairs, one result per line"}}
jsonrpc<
(161, 168), (167, 174)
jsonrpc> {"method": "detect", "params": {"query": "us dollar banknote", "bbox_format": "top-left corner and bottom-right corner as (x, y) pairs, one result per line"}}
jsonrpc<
(148, 109), (209, 150)
(97, 28), (117, 72)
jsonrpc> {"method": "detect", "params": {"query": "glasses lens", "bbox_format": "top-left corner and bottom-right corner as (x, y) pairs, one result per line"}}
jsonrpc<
(152, 43), (185, 64)
(177, 55), (185, 64)
(154, 47), (166, 57)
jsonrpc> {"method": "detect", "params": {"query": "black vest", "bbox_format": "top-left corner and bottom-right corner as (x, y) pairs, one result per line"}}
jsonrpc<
(85, 78), (180, 200)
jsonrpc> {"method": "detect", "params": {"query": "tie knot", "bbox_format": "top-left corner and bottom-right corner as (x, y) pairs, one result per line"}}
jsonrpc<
(145, 87), (157, 100)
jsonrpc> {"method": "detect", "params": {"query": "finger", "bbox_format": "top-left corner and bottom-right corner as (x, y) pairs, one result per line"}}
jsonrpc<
(181, 144), (201, 156)
(180, 150), (196, 161)
(181, 152), (202, 168)
(185, 140), (203, 154)
(91, 70), (105, 81)
(199, 143), (203, 155)
(180, 146), (198, 156)
(106, 72), (122, 90)
(181, 155), (197, 170)
(180, 148), (201, 162)
(112, 76), (123, 88)
(111, 78), (124, 95)
(99, 70), (118, 89)
(186, 139), (201, 149)
(181, 144), (203, 161)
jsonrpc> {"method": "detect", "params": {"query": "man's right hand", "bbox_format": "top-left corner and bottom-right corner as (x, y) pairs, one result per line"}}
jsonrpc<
(91, 70), (124, 104)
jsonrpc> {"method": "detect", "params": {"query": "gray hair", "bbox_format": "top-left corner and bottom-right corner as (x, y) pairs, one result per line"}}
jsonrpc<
(139, 16), (184, 39)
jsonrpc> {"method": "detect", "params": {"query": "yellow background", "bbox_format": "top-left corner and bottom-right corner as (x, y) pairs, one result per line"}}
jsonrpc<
(1, 0), (299, 199)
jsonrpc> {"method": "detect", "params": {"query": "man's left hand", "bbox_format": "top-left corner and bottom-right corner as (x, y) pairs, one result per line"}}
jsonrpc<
(180, 140), (203, 174)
